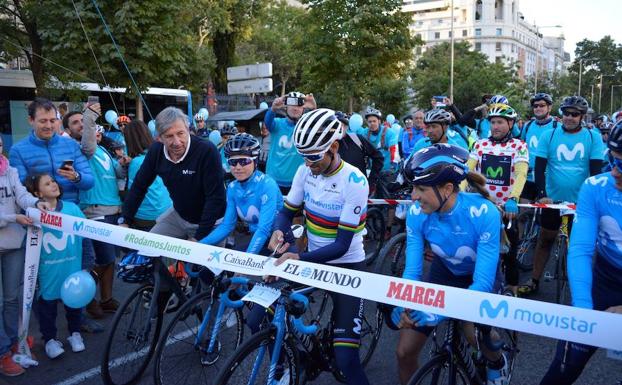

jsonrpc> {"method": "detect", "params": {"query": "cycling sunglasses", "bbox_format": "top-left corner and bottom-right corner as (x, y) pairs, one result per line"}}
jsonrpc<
(227, 158), (254, 167)
(532, 103), (548, 108)
(301, 150), (328, 163)
(609, 153), (622, 171)
(562, 110), (582, 117)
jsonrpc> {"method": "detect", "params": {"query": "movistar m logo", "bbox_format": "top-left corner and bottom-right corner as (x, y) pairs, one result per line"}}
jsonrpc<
(348, 172), (367, 186)
(587, 176), (608, 187)
(485, 166), (504, 178)
(73, 221), (84, 232)
(469, 204), (488, 218)
(556, 143), (585, 161)
(480, 300), (509, 319)
(529, 136), (539, 149)
(278, 135), (293, 149)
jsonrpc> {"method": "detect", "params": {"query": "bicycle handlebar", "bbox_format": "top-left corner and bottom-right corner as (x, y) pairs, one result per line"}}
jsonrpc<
(289, 292), (318, 335)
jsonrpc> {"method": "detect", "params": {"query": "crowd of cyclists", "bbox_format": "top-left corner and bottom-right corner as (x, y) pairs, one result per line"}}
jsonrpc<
(0, 88), (620, 385)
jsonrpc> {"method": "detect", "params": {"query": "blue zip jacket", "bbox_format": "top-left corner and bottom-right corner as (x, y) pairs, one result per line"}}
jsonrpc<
(264, 109), (304, 187)
(9, 131), (94, 203)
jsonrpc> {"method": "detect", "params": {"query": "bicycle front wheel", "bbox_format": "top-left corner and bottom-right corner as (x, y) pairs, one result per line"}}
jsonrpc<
(214, 327), (300, 385)
(516, 212), (538, 271)
(154, 290), (244, 385)
(555, 237), (571, 305)
(101, 284), (163, 385)
(364, 207), (386, 266)
(407, 353), (470, 385)
(376, 233), (406, 277)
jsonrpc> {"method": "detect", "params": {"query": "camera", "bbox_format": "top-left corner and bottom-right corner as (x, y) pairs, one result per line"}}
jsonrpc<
(285, 97), (305, 107)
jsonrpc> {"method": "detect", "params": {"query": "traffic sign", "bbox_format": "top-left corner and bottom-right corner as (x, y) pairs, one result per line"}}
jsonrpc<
(227, 78), (273, 95)
(226, 63), (272, 81)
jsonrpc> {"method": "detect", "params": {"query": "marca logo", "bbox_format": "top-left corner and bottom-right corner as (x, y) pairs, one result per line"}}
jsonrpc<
(478, 299), (597, 334)
(469, 204), (488, 218)
(283, 263), (362, 289)
(385, 281), (445, 309)
(348, 172), (367, 186)
(40, 212), (62, 227)
(556, 143), (585, 161)
(587, 176), (608, 187)
(479, 299), (509, 319)
(529, 135), (539, 149)
(278, 135), (293, 149)
(485, 166), (503, 178)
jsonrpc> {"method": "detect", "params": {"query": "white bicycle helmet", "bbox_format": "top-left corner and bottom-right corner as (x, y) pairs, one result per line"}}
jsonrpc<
(424, 109), (452, 125)
(293, 108), (343, 153)
(364, 106), (382, 120)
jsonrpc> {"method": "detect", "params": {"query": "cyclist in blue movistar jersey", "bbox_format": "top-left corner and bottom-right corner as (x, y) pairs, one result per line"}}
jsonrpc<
(360, 106), (400, 172)
(519, 96), (604, 296)
(269, 108), (370, 385)
(264, 92), (316, 195)
(539, 122), (622, 385)
(392, 144), (507, 385)
(200, 133), (283, 255)
(519, 93), (558, 201)
(412, 109), (467, 152)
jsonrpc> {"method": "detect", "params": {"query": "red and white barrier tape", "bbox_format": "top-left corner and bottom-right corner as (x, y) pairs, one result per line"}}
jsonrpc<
(366, 198), (576, 211)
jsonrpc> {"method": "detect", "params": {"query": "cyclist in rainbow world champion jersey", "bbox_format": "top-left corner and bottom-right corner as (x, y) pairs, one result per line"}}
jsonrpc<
(200, 133), (283, 255)
(269, 108), (370, 385)
(466, 103), (528, 294)
(392, 144), (507, 385)
(539, 121), (622, 385)
(519, 93), (557, 199)
(519, 96), (604, 296)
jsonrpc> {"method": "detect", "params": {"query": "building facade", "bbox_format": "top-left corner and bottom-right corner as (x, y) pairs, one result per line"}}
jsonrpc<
(403, 0), (568, 79)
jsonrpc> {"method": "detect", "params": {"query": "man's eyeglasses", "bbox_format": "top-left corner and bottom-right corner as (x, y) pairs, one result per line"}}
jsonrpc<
(301, 150), (327, 163)
(609, 153), (622, 171)
(227, 158), (254, 167)
(562, 111), (582, 118)
(532, 103), (548, 109)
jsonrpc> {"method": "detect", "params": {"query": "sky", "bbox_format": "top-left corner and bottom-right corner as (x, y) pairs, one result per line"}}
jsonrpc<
(519, 0), (621, 59)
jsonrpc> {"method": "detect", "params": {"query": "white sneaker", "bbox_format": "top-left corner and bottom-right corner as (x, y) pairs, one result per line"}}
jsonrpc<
(486, 354), (509, 385)
(67, 332), (85, 353)
(45, 339), (65, 359)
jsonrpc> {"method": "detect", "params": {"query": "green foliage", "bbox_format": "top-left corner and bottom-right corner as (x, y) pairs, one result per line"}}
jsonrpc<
(410, 41), (517, 113)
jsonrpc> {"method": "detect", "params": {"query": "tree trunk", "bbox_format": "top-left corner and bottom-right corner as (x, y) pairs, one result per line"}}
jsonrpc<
(280, 76), (288, 96)
(136, 96), (143, 122)
(21, 18), (46, 96)
(348, 96), (354, 114)
(212, 31), (236, 93)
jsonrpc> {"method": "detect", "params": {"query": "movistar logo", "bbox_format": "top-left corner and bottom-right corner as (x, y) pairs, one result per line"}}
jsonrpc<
(469, 204), (488, 218)
(278, 135), (293, 149)
(485, 166), (503, 178)
(480, 300), (509, 319)
(587, 176), (608, 187)
(73, 221), (84, 232)
(348, 172), (367, 186)
(556, 143), (585, 161)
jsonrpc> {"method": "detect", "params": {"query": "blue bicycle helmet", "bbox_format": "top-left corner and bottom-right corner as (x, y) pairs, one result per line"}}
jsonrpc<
(560, 96), (589, 114)
(530, 93), (553, 106)
(488, 95), (509, 105)
(220, 123), (238, 136)
(224, 133), (261, 159)
(117, 252), (154, 284)
(404, 143), (469, 186)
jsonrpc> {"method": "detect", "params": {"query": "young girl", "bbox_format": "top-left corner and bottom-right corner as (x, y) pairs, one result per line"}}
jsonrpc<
(25, 173), (86, 359)
(0, 138), (47, 376)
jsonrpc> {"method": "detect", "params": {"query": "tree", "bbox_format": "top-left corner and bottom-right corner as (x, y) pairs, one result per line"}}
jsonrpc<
(40, 0), (198, 120)
(300, 0), (419, 112)
(236, 1), (306, 96)
(410, 41), (517, 113)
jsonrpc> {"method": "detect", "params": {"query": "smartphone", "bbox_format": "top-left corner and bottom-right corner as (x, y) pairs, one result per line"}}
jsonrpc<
(285, 97), (305, 106)
(87, 95), (99, 105)
(61, 160), (74, 170)
(434, 96), (447, 108)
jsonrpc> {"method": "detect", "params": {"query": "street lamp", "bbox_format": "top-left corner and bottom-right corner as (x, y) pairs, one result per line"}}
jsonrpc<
(598, 74), (614, 113)
(534, 25), (562, 94)
(611, 85), (622, 114)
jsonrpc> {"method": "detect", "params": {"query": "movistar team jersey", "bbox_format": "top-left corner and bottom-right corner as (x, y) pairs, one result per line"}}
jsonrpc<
(446, 124), (471, 150)
(475, 119), (520, 140)
(79, 145), (122, 207)
(264, 110), (304, 187)
(567, 173), (622, 309)
(220, 145), (230, 173)
(127, 153), (172, 221)
(200, 171), (283, 254)
(535, 126), (604, 202)
(404, 193), (501, 293)
(469, 138), (529, 204)
(359, 126), (399, 171)
(285, 161), (368, 264)
(39, 201), (85, 300)
(412, 134), (465, 153)
(520, 118), (557, 182)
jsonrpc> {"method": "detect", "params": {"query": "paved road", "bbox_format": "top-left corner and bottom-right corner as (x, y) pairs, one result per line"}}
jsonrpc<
(4, 254), (621, 385)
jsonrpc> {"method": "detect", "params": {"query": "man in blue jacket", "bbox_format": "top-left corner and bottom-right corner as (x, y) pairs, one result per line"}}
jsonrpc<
(9, 98), (94, 203)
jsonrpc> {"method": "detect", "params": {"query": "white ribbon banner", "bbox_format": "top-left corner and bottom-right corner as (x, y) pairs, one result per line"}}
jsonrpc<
(25, 208), (622, 351)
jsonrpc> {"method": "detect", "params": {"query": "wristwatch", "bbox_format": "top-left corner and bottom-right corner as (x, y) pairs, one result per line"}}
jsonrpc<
(73, 171), (81, 183)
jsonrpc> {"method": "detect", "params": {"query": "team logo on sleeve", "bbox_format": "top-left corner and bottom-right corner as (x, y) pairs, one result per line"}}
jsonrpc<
(587, 176), (608, 187)
(348, 172), (367, 186)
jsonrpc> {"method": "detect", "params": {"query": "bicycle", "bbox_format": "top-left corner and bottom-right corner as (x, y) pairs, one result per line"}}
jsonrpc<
(101, 257), (205, 385)
(376, 232), (407, 277)
(551, 214), (572, 305)
(515, 208), (541, 271)
(152, 274), (249, 385)
(214, 277), (383, 384)
(407, 318), (519, 385)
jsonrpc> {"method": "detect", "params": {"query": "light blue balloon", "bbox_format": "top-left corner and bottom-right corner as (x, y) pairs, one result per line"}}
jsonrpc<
(349, 113), (363, 132)
(259, 102), (269, 109)
(392, 123), (401, 131)
(228, 120), (236, 127)
(104, 110), (118, 126)
(60, 270), (96, 309)
(208, 130), (222, 146)
(148, 120), (157, 137)
(387, 114), (396, 125)
(198, 108), (209, 120)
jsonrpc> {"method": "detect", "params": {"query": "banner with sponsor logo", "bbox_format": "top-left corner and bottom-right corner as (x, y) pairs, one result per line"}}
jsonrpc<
(24, 208), (622, 351)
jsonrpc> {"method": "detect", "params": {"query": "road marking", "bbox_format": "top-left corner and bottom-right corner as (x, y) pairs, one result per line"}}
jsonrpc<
(52, 328), (196, 385)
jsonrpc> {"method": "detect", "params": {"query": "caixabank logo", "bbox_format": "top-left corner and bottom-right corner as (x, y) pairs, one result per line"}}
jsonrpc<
(210, 251), (270, 272)
(479, 299), (597, 334)
(282, 263), (362, 289)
